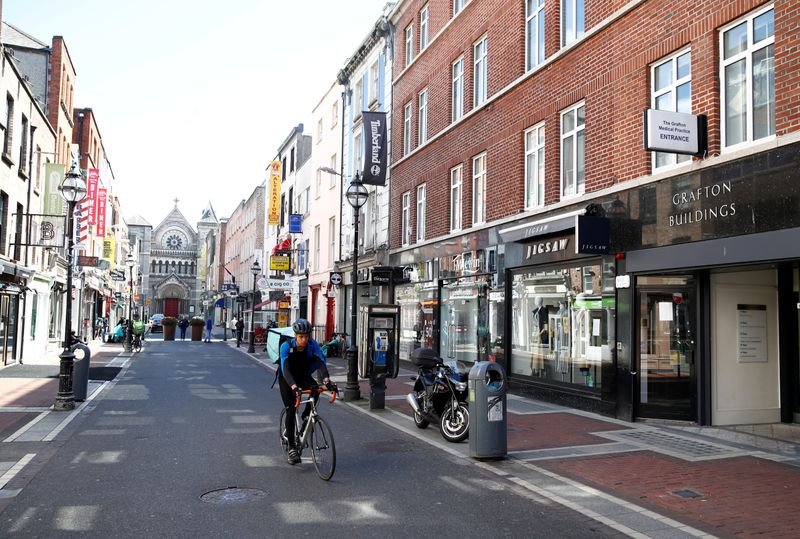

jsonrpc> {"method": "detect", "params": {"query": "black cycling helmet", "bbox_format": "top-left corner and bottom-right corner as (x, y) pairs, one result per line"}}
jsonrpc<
(292, 318), (312, 335)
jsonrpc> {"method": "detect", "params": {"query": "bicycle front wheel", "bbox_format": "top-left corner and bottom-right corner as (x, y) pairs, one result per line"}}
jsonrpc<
(310, 416), (336, 481)
(278, 408), (290, 458)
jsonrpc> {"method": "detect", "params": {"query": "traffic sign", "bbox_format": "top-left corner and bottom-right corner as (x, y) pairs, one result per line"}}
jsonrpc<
(329, 271), (343, 286)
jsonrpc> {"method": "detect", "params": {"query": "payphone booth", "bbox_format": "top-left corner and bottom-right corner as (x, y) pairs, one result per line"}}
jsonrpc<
(358, 304), (400, 409)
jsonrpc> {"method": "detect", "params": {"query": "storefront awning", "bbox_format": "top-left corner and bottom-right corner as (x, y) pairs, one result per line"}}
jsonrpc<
(498, 210), (582, 243)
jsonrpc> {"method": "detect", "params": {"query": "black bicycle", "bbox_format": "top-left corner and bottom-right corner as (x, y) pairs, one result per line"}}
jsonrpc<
(132, 333), (143, 353)
(279, 388), (337, 481)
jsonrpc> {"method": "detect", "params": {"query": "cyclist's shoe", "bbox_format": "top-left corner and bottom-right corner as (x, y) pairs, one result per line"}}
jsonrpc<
(287, 449), (301, 465)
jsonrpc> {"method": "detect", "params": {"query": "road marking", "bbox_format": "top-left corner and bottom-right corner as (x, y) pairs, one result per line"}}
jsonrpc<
(0, 453), (35, 490)
(4, 412), (49, 442)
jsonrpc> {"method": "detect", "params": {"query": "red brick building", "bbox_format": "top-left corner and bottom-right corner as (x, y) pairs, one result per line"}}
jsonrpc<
(388, 0), (800, 426)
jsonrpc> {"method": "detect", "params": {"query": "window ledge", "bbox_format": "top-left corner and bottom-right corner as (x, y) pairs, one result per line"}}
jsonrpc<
(18, 168), (29, 181)
(1, 153), (15, 167)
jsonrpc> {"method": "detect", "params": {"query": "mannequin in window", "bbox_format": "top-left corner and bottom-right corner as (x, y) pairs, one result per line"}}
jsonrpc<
(531, 296), (549, 346)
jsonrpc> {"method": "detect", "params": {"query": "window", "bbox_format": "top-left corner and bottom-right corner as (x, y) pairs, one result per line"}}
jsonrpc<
(403, 102), (413, 155)
(561, 0), (585, 46)
(329, 154), (337, 187)
(328, 216), (336, 267)
(721, 5), (775, 149)
(354, 129), (363, 174)
(364, 191), (376, 249)
(14, 203), (22, 260)
(526, 0), (545, 70)
(524, 123), (545, 209)
(331, 101), (338, 127)
(473, 36), (488, 107)
(35, 147), (42, 190)
(0, 191), (7, 255)
(416, 184), (426, 242)
(418, 89), (428, 145)
(313, 225), (320, 272)
(290, 147), (296, 172)
(652, 50), (692, 169)
(452, 56), (464, 121)
(472, 153), (486, 225)
(402, 192), (411, 245)
(354, 79), (363, 118)
(4, 94), (13, 158)
(19, 115), (28, 173)
(317, 119), (323, 142)
(420, 5), (429, 50)
(315, 169), (322, 198)
(370, 62), (380, 106)
(454, 0), (466, 17)
(450, 165), (463, 232)
(405, 25), (414, 67)
(561, 102), (585, 197)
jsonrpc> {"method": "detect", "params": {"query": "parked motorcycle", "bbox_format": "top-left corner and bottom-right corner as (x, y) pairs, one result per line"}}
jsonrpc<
(405, 347), (470, 443)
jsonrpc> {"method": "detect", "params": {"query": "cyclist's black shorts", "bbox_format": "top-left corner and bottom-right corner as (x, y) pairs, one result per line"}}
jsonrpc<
(278, 372), (319, 408)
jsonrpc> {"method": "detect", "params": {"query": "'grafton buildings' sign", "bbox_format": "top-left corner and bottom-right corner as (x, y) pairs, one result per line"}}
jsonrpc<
(669, 181), (737, 227)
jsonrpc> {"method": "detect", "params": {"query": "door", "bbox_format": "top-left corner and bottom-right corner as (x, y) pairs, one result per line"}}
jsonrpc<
(636, 276), (696, 421)
(164, 298), (179, 318)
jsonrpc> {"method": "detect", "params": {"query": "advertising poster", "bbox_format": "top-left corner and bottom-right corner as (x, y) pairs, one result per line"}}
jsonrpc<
(96, 188), (107, 237)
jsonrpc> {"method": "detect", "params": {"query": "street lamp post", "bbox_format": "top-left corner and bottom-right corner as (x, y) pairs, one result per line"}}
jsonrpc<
(247, 260), (261, 353)
(124, 253), (135, 352)
(344, 173), (368, 402)
(54, 161), (87, 411)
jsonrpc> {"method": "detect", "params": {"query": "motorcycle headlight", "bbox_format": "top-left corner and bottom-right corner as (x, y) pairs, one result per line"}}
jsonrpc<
(455, 382), (467, 392)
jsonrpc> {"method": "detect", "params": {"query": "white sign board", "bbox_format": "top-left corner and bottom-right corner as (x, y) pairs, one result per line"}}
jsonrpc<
(644, 109), (704, 155)
(737, 304), (768, 362)
(266, 278), (292, 290)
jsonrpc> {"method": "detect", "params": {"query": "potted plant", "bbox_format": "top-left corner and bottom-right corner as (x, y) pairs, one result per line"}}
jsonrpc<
(162, 317), (178, 341)
(189, 316), (205, 341)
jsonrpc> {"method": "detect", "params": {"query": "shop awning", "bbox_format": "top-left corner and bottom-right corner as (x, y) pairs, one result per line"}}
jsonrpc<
(498, 210), (582, 243)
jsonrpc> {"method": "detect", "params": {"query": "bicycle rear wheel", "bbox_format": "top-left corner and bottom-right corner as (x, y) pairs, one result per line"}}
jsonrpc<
(310, 416), (336, 480)
(134, 338), (142, 352)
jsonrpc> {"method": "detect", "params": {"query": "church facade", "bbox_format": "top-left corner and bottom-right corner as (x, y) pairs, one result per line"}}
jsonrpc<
(128, 202), (218, 320)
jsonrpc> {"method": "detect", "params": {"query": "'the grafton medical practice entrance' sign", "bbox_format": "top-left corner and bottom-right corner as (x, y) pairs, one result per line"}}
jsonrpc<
(644, 109), (707, 156)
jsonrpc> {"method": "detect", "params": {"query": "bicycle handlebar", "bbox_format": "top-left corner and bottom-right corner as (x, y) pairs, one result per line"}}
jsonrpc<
(294, 387), (337, 408)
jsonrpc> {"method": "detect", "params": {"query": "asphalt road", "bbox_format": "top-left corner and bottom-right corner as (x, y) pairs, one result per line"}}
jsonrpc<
(0, 341), (620, 538)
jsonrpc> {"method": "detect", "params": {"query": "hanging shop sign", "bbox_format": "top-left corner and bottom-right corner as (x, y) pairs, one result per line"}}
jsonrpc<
(289, 214), (303, 233)
(77, 255), (99, 267)
(361, 111), (388, 186)
(270, 255), (290, 271)
(329, 271), (343, 286)
(575, 215), (610, 254)
(644, 109), (707, 156)
(267, 161), (281, 226)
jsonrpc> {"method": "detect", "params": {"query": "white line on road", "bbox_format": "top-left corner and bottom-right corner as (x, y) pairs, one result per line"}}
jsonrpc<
(0, 453), (35, 490)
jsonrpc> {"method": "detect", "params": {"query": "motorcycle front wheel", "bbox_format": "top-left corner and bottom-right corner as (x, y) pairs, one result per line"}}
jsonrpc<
(439, 402), (469, 442)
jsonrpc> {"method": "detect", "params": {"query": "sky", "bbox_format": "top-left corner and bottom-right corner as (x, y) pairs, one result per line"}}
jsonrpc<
(3, 0), (389, 227)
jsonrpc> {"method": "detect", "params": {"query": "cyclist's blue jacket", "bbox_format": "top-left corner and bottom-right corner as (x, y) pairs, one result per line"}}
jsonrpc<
(279, 338), (329, 387)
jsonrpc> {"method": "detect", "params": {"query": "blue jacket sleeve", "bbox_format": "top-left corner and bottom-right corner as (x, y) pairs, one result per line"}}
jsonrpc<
(309, 340), (330, 379)
(280, 341), (297, 387)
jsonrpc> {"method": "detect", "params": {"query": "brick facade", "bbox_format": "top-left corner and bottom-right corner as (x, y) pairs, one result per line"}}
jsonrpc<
(389, 0), (792, 249)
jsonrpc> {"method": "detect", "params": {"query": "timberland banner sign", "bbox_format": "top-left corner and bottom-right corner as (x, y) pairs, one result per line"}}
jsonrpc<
(268, 160), (281, 226)
(361, 111), (387, 186)
(644, 109), (707, 156)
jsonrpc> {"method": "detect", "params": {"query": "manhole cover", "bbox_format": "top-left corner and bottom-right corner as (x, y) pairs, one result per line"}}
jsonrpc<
(200, 487), (267, 504)
(671, 488), (705, 499)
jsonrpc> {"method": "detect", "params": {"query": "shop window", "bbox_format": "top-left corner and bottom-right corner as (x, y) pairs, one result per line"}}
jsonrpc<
(526, 0), (545, 70)
(721, 5), (775, 149)
(396, 281), (438, 360)
(652, 49), (692, 170)
(510, 261), (614, 391)
(560, 102), (585, 198)
(524, 122), (545, 209)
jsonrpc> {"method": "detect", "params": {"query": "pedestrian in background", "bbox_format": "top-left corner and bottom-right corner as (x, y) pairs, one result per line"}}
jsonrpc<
(204, 317), (213, 342)
(235, 317), (244, 346)
(179, 317), (189, 340)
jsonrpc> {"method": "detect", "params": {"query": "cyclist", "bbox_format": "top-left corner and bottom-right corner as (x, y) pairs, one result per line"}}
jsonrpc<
(132, 315), (145, 347)
(278, 318), (336, 465)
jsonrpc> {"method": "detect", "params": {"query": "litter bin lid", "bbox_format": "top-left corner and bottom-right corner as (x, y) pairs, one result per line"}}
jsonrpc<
(468, 361), (505, 391)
